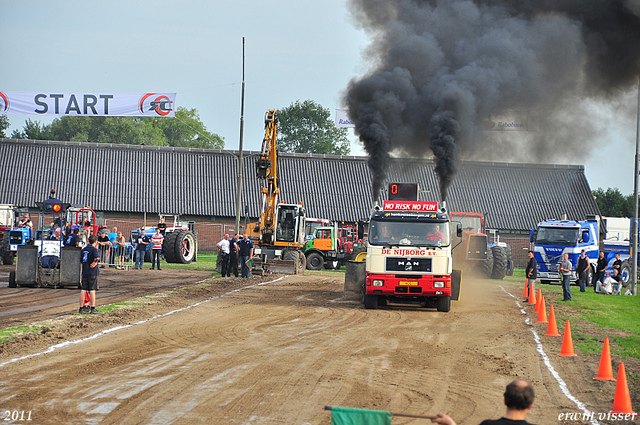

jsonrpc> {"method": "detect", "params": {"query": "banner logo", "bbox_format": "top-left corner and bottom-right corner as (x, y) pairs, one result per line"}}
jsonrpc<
(0, 92), (8, 115)
(139, 93), (173, 116)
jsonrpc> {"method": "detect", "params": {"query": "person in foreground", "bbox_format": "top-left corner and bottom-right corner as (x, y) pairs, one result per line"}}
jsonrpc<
(431, 380), (535, 425)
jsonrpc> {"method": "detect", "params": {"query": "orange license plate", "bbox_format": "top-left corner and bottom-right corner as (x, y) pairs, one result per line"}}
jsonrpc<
(398, 281), (418, 286)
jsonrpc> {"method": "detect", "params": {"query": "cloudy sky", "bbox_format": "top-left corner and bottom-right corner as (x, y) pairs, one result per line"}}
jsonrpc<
(2, 0), (638, 195)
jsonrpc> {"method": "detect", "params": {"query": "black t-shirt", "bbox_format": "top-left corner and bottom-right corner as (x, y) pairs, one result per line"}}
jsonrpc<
(238, 239), (253, 256)
(65, 233), (80, 247)
(577, 256), (590, 273)
(229, 237), (238, 253)
(136, 235), (151, 251)
(157, 222), (167, 235)
(98, 235), (109, 244)
(525, 257), (537, 279)
(597, 256), (608, 272)
(612, 259), (622, 272)
(480, 418), (534, 425)
(81, 245), (101, 277)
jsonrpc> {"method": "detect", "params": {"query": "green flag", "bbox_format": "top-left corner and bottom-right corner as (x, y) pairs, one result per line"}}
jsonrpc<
(331, 407), (392, 425)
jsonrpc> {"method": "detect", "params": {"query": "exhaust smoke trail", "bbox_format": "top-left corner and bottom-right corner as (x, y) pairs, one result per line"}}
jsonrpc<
(344, 0), (640, 201)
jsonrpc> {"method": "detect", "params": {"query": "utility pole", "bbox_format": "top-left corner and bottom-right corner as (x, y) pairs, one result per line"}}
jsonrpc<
(633, 78), (640, 296)
(235, 37), (246, 234)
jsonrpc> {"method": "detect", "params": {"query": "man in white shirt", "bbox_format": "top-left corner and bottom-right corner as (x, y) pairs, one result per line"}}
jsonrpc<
(217, 233), (231, 277)
(596, 271), (615, 295)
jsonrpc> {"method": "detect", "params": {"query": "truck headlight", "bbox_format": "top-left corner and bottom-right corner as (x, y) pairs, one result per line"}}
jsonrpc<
(434, 281), (445, 288)
(372, 280), (384, 287)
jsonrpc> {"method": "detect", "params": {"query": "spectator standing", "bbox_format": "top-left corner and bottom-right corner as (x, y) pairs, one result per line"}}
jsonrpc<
(79, 234), (101, 315)
(65, 228), (81, 247)
(228, 233), (239, 277)
(113, 231), (126, 269)
(577, 250), (590, 293)
(525, 251), (537, 296)
(134, 229), (150, 270)
(150, 229), (164, 270)
(559, 252), (572, 301)
(157, 216), (167, 236)
(238, 233), (254, 278)
(431, 380), (535, 425)
(108, 227), (118, 268)
(97, 232), (110, 268)
(217, 233), (231, 277)
(594, 251), (607, 292)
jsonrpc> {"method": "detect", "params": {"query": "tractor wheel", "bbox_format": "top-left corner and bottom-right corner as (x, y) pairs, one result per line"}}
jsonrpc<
(2, 253), (14, 266)
(306, 252), (324, 271)
(352, 248), (367, 262)
(163, 230), (197, 264)
(436, 296), (451, 312)
(283, 250), (305, 274)
(505, 245), (514, 276)
(363, 293), (378, 309)
(620, 262), (631, 287)
(480, 245), (494, 278)
(9, 271), (16, 288)
(491, 246), (507, 280)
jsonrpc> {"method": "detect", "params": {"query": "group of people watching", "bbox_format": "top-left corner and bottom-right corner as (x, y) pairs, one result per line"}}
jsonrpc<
(217, 232), (254, 278)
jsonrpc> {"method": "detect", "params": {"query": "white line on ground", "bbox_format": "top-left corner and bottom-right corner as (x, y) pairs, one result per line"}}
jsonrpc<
(0, 276), (287, 369)
(500, 286), (599, 425)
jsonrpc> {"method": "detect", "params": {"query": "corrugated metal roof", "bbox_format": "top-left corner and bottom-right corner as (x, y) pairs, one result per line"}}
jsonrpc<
(0, 138), (600, 230)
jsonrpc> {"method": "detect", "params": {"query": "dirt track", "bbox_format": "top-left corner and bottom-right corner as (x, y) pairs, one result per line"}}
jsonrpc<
(0, 269), (634, 424)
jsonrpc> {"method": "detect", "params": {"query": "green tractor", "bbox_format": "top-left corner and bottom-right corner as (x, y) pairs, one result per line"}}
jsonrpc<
(304, 223), (366, 270)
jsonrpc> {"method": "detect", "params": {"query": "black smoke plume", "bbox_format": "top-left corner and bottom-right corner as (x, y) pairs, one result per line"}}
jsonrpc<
(344, 0), (640, 201)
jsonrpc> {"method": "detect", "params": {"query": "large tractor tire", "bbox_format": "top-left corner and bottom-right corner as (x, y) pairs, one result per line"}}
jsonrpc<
(505, 245), (514, 276)
(480, 245), (494, 278)
(283, 250), (306, 274)
(306, 252), (324, 271)
(9, 271), (16, 288)
(163, 230), (197, 264)
(491, 245), (507, 280)
(352, 248), (367, 262)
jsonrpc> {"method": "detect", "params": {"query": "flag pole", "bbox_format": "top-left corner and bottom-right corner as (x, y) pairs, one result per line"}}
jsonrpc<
(235, 37), (246, 234)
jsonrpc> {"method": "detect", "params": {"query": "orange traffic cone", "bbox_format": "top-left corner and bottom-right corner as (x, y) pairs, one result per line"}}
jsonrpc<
(522, 281), (529, 298)
(559, 320), (577, 356)
(611, 362), (636, 414)
(545, 305), (561, 337)
(534, 288), (542, 313)
(594, 337), (615, 381)
(528, 283), (537, 305)
(536, 296), (548, 323)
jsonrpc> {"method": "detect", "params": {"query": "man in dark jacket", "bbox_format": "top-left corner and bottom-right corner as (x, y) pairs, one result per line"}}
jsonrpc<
(525, 250), (537, 296)
(594, 251), (607, 293)
(577, 249), (590, 293)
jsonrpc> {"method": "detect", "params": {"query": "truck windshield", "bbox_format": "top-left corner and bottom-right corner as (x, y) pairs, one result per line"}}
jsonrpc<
(369, 220), (450, 247)
(535, 227), (579, 246)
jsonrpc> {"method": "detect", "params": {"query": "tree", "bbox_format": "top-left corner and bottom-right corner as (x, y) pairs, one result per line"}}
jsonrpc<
(592, 187), (635, 217)
(9, 107), (224, 149)
(277, 100), (350, 155)
(0, 116), (9, 138)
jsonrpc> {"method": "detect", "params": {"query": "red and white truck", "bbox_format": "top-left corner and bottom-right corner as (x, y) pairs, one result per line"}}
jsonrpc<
(363, 183), (462, 312)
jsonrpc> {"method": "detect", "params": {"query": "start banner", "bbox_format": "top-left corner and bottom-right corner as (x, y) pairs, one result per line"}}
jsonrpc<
(383, 201), (438, 211)
(0, 91), (176, 117)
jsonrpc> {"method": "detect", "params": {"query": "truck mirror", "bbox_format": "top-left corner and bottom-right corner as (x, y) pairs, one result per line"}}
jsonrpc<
(457, 223), (462, 238)
(582, 232), (589, 243)
(529, 229), (535, 243)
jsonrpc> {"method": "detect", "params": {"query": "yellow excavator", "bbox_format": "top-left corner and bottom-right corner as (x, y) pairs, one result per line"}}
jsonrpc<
(247, 110), (307, 273)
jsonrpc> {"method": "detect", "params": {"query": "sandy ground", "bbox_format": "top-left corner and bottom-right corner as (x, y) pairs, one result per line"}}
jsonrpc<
(0, 268), (636, 425)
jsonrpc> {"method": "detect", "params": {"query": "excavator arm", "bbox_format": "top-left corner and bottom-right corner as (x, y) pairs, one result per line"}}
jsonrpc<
(255, 110), (279, 245)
